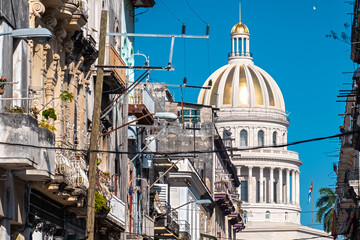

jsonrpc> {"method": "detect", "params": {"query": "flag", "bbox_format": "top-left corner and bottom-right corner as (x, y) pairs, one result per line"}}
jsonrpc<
(308, 180), (313, 203)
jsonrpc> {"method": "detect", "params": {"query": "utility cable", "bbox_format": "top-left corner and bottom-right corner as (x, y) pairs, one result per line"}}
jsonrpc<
(185, 0), (208, 25)
(157, 0), (185, 24)
(0, 130), (356, 155)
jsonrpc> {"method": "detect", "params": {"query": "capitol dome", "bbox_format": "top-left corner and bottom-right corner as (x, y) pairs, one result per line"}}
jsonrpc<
(197, 63), (285, 111)
(198, 20), (285, 114)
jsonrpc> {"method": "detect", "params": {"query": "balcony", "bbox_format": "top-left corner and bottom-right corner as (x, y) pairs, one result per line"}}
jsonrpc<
(103, 45), (126, 94)
(142, 214), (155, 238)
(214, 182), (235, 215)
(106, 194), (126, 228)
(129, 84), (155, 125)
(167, 159), (213, 207)
(0, 113), (55, 181)
(178, 220), (191, 240)
(228, 213), (245, 232)
(154, 203), (179, 239)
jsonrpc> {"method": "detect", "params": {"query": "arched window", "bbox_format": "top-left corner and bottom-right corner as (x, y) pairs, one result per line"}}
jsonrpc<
(240, 130), (248, 146)
(273, 131), (277, 146)
(265, 211), (270, 220)
(285, 212), (288, 221)
(258, 130), (264, 147)
(223, 129), (231, 139)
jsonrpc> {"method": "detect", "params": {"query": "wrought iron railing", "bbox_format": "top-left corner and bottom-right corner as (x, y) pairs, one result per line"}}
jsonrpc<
(178, 220), (190, 233)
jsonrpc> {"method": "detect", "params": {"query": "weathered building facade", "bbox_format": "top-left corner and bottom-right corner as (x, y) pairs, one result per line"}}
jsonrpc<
(335, 0), (360, 238)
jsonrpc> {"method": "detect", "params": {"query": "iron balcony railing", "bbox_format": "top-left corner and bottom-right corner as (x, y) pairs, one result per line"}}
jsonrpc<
(178, 220), (190, 233)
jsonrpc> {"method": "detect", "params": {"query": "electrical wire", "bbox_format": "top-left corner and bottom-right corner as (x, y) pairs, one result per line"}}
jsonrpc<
(157, 0), (185, 24)
(0, 130), (356, 155)
(185, 0), (208, 25)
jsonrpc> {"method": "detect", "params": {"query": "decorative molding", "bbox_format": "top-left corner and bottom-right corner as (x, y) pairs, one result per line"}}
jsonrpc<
(30, 0), (45, 18)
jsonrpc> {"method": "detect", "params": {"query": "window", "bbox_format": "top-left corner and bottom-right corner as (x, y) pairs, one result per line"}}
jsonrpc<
(223, 129), (232, 148)
(223, 129), (231, 139)
(241, 181), (248, 202)
(179, 109), (200, 125)
(265, 211), (270, 220)
(258, 130), (264, 147)
(240, 130), (248, 146)
(285, 212), (288, 221)
(273, 131), (277, 146)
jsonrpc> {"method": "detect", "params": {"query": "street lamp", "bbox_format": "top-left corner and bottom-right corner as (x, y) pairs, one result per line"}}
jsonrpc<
(0, 28), (52, 43)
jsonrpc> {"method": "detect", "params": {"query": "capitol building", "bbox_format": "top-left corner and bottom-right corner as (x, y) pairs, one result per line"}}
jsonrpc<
(198, 18), (331, 239)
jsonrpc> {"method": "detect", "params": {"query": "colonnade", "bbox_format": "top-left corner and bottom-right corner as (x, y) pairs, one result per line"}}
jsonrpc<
(237, 166), (300, 205)
(231, 36), (250, 57)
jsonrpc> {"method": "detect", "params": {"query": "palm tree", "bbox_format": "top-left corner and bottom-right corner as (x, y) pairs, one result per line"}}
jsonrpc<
(316, 187), (336, 233)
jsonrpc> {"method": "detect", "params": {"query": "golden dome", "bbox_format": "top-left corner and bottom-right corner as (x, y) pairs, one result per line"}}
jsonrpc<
(231, 22), (249, 34)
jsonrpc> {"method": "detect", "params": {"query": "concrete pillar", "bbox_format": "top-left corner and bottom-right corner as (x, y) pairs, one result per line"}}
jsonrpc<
(241, 37), (244, 56)
(246, 37), (250, 56)
(248, 166), (253, 202)
(231, 38), (234, 56)
(291, 170), (295, 204)
(279, 168), (283, 204)
(259, 167), (264, 203)
(286, 169), (290, 204)
(269, 167), (274, 203)
(236, 38), (239, 56)
(237, 166), (241, 176)
(296, 170), (300, 205)
(238, 166), (242, 199)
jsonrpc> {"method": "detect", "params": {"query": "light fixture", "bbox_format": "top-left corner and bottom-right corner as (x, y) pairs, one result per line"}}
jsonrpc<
(0, 28), (52, 43)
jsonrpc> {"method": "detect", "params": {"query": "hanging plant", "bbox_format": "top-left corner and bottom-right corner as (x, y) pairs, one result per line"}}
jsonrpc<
(42, 108), (57, 121)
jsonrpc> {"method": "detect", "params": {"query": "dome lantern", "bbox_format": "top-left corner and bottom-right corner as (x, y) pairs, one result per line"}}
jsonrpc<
(230, 4), (251, 59)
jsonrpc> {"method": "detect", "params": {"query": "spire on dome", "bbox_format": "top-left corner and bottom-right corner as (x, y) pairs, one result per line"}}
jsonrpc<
(239, 3), (241, 22)
(231, 3), (249, 34)
(229, 3), (252, 59)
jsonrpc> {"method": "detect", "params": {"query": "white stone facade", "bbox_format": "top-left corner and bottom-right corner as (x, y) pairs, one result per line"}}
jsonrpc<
(198, 19), (331, 239)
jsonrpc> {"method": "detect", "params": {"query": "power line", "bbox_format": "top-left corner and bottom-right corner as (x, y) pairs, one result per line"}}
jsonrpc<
(184, 0), (208, 25)
(157, 0), (185, 24)
(0, 130), (355, 156)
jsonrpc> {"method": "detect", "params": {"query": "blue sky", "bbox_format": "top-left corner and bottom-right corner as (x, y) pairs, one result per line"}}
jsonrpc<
(132, 0), (354, 229)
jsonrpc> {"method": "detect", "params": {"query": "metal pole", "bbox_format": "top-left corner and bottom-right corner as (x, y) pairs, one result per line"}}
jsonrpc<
(168, 36), (175, 68)
(181, 85), (184, 130)
(148, 158), (182, 189)
(312, 180), (314, 228)
(85, 10), (107, 240)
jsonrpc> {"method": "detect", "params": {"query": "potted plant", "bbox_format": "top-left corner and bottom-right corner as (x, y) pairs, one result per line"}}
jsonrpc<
(31, 106), (40, 119)
(0, 76), (7, 95)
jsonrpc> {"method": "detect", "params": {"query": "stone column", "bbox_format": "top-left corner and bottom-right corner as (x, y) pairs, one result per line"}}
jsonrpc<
(236, 38), (239, 56)
(296, 170), (300, 205)
(259, 167), (264, 203)
(291, 170), (295, 204)
(248, 166), (253, 202)
(231, 38), (234, 56)
(241, 37), (244, 56)
(269, 167), (274, 203)
(246, 37), (250, 56)
(279, 168), (283, 204)
(237, 166), (242, 199)
(286, 169), (290, 204)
